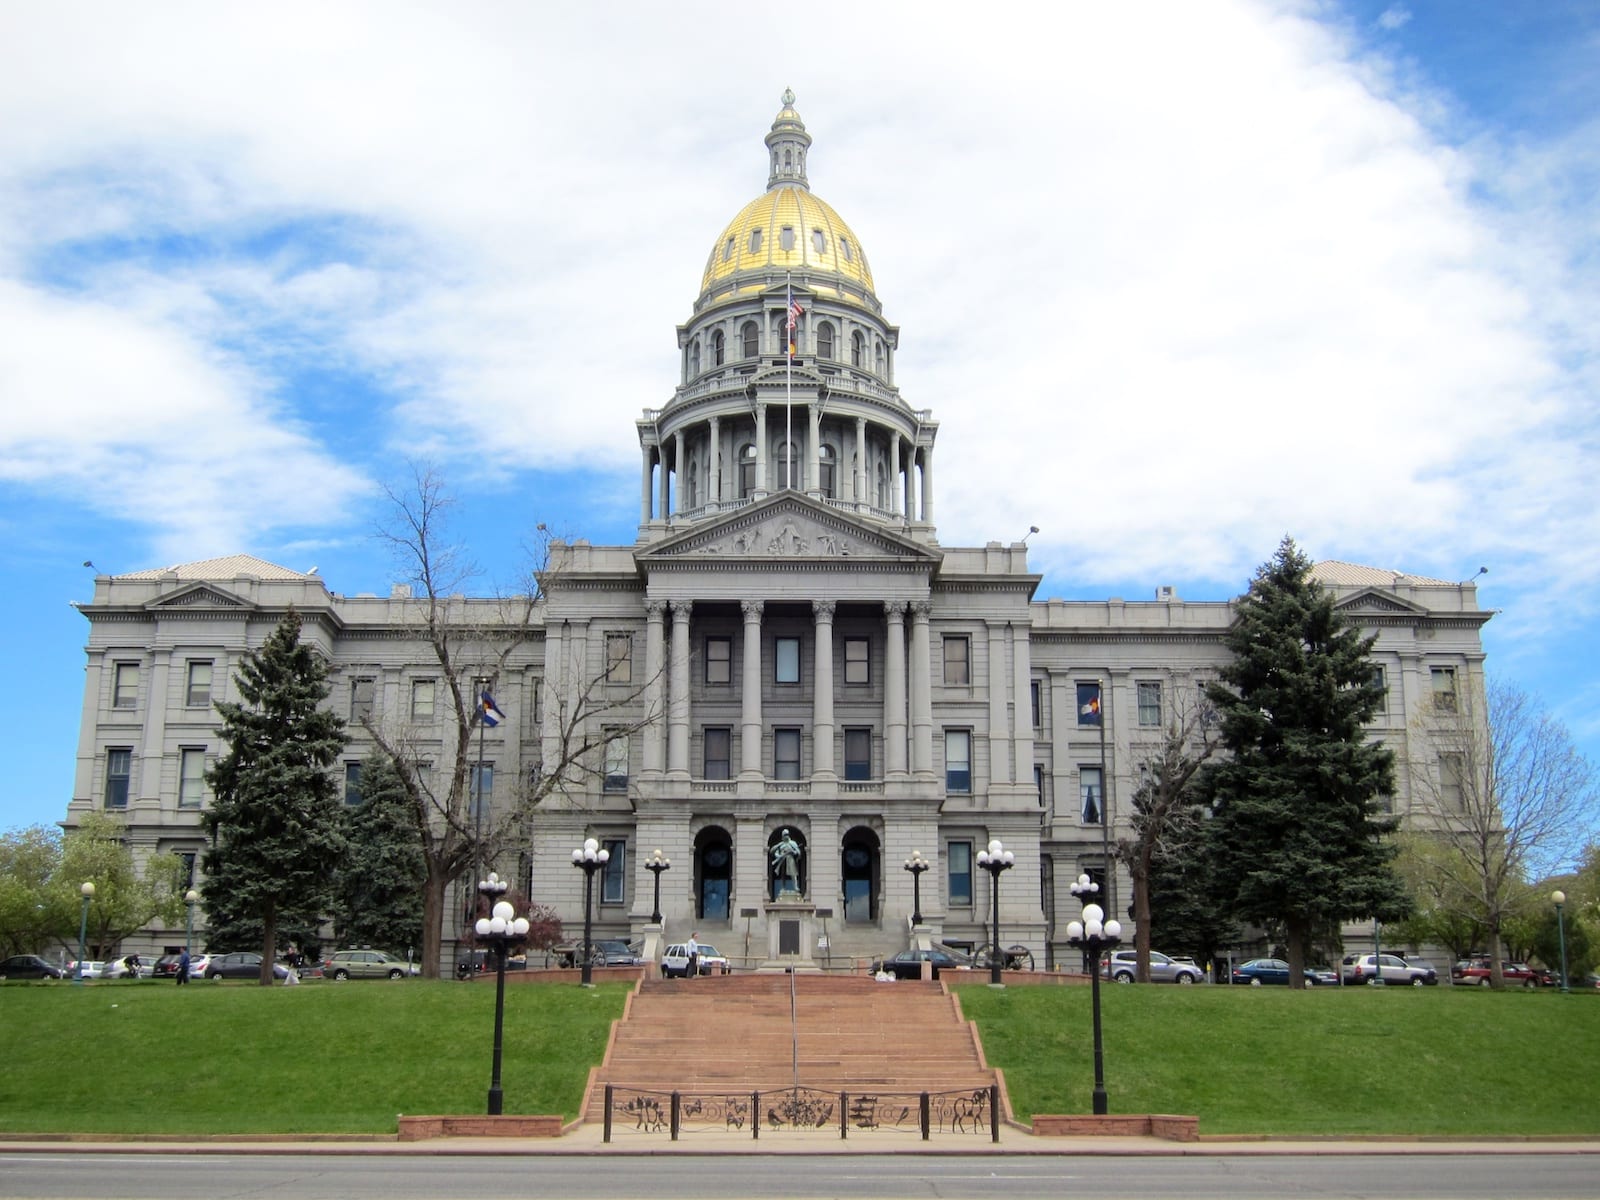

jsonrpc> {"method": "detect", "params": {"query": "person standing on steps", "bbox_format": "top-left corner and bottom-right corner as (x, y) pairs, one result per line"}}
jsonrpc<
(686, 930), (700, 978)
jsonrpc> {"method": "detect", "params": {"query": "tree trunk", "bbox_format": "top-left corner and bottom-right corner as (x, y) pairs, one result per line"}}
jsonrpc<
(1284, 915), (1307, 990)
(419, 864), (451, 979)
(260, 902), (277, 987)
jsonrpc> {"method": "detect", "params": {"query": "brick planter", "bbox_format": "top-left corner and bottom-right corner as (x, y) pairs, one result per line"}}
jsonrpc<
(397, 1115), (564, 1140)
(1030, 1114), (1199, 1141)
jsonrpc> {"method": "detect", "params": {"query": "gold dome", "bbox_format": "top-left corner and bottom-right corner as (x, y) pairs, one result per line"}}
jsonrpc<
(700, 187), (874, 295)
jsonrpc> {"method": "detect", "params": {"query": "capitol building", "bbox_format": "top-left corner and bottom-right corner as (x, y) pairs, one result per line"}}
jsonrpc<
(63, 93), (1490, 972)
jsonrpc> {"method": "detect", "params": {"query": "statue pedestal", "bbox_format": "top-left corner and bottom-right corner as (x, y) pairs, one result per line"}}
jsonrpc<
(758, 894), (822, 973)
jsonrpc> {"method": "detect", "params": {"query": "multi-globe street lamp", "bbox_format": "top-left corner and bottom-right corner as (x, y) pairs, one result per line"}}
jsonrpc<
(184, 889), (199, 958)
(473, 872), (529, 1116)
(644, 849), (671, 925)
(1066, 873), (1123, 1116)
(1552, 890), (1570, 994)
(976, 840), (1015, 985)
(571, 838), (611, 987)
(903, 850), (931, 927)
(74, 882), (95, 985)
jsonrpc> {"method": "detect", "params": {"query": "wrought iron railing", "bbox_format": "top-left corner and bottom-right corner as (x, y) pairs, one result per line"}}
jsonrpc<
(601, 1083), (999, 1142)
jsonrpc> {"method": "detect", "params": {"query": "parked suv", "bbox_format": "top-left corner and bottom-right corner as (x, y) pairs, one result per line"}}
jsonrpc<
(323, 949), (420, 980)
(1451, 957), (1542, 988)
(1103, 950), (1202, 984)
(1341, 953), (1436, 986)
(661, 942), (729, 977)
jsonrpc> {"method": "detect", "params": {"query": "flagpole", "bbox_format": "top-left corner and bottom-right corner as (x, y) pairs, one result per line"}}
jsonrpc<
(473, 694), (486, 930)
(785, 272), (793, 490)
(1099, 677), (1111, 917)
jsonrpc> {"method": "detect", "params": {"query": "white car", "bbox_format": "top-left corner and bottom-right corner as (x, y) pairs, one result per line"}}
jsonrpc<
(660, 943), (729, 977)
(102, 955), (152, 979)
(68, 960), (106, 979)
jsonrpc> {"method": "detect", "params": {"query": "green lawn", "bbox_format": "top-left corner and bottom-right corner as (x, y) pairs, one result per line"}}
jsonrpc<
(2, 977), (1596, 1137)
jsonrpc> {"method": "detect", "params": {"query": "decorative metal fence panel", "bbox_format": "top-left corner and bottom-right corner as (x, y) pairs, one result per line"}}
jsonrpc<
(602, 1084), (999, 1142)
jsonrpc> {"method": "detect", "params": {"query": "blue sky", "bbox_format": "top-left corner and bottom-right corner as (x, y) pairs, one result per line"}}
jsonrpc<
(2, 2), (1596, 850)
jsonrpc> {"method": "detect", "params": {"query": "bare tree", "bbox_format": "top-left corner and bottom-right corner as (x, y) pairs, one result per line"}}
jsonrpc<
(1115, 681), (1221, 982)
(1407, 677), (1598, 988)
(362, 464), (659, 977)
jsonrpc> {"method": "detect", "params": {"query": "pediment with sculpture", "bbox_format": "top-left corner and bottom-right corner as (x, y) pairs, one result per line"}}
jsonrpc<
(639, 493), (937, 565)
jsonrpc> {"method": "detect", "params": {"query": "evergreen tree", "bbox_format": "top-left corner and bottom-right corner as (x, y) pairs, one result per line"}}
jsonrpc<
(333, 752), (425, 953)
(1203, 537), (1410, 986)
(203, 608), (347, 983)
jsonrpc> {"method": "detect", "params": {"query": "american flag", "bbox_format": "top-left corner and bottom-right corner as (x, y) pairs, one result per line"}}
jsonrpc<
(786, 294), (804, 331)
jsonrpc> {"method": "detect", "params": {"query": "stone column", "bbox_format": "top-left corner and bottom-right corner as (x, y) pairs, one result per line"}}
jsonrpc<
(140, 649), (171, 806)
(755, 403), (769, 496)
(812, 600), (836, 779)
(920, 445), (934, 525)
(807, 403), (821, 495)
(988, 623), (1008, 787)
(884, 601), (908, 776)
(642, 600), (667, 773)
(854, 416), (868, 506)
(657, 441), (670, 523)
(673, 429), (686, 516)
(889, 432), (902, 516)
(1012, 622), (1034, 787)
(909, 601), (933, 777)
(640, 445), (654, 523)
(740, 600), (765, 777)
(709, 416), (721, 506)
(667, 600), (692, 777)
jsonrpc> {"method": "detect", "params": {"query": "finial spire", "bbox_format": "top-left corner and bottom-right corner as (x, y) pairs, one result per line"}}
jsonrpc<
(765, 88), (812, 191)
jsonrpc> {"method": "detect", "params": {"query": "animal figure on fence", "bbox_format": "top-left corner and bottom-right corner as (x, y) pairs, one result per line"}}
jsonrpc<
(950, 1089), (989, 1133)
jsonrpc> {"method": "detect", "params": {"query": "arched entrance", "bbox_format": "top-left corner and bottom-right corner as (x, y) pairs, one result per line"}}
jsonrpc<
(694, 826), (733, 922)
(841, 826), (881, 923)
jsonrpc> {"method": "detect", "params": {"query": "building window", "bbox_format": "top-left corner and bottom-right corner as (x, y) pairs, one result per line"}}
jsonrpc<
(844, 638), (869, 685)
(703, 727), (731, 780)
(185, 661), (212, 708)
(942, 636), (970, 686)
(1368, 666), (1387, 712)
(1080, 766), (1103, 824)
(604, 734), (630, 792)
(844, 727), (871, 781)
(947, 840), (972, 907)
(774, 728), (802, 780)
(775, 637), (801, 685)
(812, 228), (826, 254)
(723, 236), (734, 262)
(1035, 764), (1046, 809)
(343, 762), (363, 806)
(113, 663), (139, 709)
(777, 440), (798, 489)
(1077, 681), (1102, 725)
(690, 340), (701, 375)
(177, 850), (197, 889)
(602, 839), (627, 904)
(606, 632), (633, 684)
(1031, 680), (1042, 728)
(818, 444), (836, 497)
(945, 729), (971, 793)
(1137, 681), (1162, 727)
(179, 748), (207, 809)
(738, 443), (757, 497)
(841, 237), (853, 263)
(748, 228), (763, 254)
(350, 676), (375, 722)
(713, 329), (725, 365)
(780, 225), (795, 251)
(470, 764), (493, 820)
(851, 330), (864, 367)
(705, 636), (731, 685)
(741, 320), (759, 358)
(411, 679), (436, 720)
(1440, 753), (1465, 810)
(817, 320), (835, 359)
(104, 748), (131, 809)
(1431, 667), (1458, 714)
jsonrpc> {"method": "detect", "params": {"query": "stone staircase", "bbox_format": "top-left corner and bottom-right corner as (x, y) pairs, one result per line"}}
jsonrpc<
(581, 973), (998, 1123)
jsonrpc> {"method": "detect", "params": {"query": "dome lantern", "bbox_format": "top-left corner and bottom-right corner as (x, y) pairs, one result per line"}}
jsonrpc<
(765, 87), (812, 191)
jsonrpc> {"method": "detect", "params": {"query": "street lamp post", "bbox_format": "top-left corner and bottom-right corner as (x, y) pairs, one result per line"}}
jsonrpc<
(571, 838), (610, 987)
(474, 872), (529, 1116)
(644, 849), (670, 925)
(1067, 873), (1122, 1116)
(1552, 890), (1570, 994)
(976, 840), (1015, 985)
(184, 889), (199, 958)
(74, 882), (95, 985)
(903, 850), (930, 926)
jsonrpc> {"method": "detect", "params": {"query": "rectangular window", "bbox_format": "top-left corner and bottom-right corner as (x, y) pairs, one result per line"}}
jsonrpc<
(1031, 680), (1042, 728)
(344, 762), (363, 806)
(703, 727), (731, 780)
(774, 727), (802, 780)
(185, 661), (212, 708)
(113, 662), (139, 709)
(178, 851), (197, 889)
(470, 763), (493, 820)
(844, 638), (870, 685)
(1080, 766), (1103, 824)
(705, 636), (731, 685)
(350, 676), (375, 722)
(411, 679), (436, 720)
(179, 748), (207, 809)
(1431, 667), (1458, 714)
(604, 734), (630, 792)
(1076, 681), (1102, 726)
(775, 637), (801, 684)
(1440, 753), (1465, 810)
(942, 636), (970, 686)
(945, 729), (972, 793)
(947, 841), (973, 907)
(844, 727), (872, 781)
(1035, 764), (1046, 808)
(104, 748), (132, 809)
(602, 839), (627, 904)
(1137, 680), (1162, 727)
(606, 632), (633, 684)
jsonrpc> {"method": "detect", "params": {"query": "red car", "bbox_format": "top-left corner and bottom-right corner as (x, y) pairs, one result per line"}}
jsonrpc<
(1451, 958), (1542, 987)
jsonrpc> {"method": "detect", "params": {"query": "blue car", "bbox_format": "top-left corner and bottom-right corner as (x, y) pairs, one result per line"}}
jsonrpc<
(1232, 958), (1332, 986)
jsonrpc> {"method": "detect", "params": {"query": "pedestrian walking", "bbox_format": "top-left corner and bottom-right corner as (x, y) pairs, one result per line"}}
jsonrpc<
(175, 948), (189, 986)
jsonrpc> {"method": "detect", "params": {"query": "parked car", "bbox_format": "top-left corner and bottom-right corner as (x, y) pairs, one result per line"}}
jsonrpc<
(1231, 958), (1333, 986)
(0, 954), (65, 979)
(1451, 958), (1541, 987)
(660, 942), (730, 977)
(322, 949), (420, 980)
(67, 960), (105, 979)
(151, 953), (187, 978)
(186, 953), (211, 978)
(204, 951), (290, 981)
(1103, 950), (1202, 984)
(871, 947), (974, 980)
(1341, 953), (1436, 986)
(102, 955), (151, 979)
(554, 938), (644, 967)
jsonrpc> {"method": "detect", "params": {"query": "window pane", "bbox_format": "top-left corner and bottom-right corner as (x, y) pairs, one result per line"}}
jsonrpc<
(606, 633), (632, 684)
(604, 734), (630, 792)
(844, 728), (871, 781)
(470, 764), (493, 820)
(1431, 668), (1457, 713)
(775, 728), (801, 779)
(945, 730), (971, 793)
(942, 636), (970, 686)
(104, 748), (131, 809)
(179, 749), (206, 809)
(602, 840), (626, 903)
(1080, 767), (1102, 824)
(113, 663), (139, 709)
(706, 637), (731, 684)
(775, 637), (801, 684)
(1031, 680), (1041, 728)
(947, 841), (972, 906)
(844, 638), (869, 684)
(704, 728), (731, 780)
(1137, 681), (1162, 726)
(412, 679), (435, 719)
(185, 661), (212, 707)
(344, 762), (363, 806)
(350, 677), (375, 721)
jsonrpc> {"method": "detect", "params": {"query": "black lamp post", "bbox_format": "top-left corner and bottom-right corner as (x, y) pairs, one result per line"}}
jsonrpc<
(1067, 873), (1122, 1115)
(645, 849), (670, 925)
(903, 849), (930, 927)
(74, 881), (95, 985)
(976, 839), (1015, 985)
(474, 872), (528, 1116)
(1553, 890), (1570, 993)
(571, 838), (610, 987)
(184, 888), (199, 957)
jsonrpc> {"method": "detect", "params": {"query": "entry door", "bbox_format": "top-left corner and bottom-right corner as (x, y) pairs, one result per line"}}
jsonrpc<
(842, 843), (875, 923)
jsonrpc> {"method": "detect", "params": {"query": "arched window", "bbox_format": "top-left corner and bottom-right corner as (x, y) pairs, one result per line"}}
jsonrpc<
(712, 329), (725, 366)
(741, 321), (759, 358)
(875, 339), (885, 375)
(817, 321), (835, 360)
(738, 443), (758, 498)
(876, 461), (890, 510)
(851, 331), (864, 367)
(777, 440), (798, 491)
(812, 229), (826, 254)
(749, 228), (763, 254)
(690, 339), (701, 376)
(818, 444), (836, 498)
(686, 459), (698, 509)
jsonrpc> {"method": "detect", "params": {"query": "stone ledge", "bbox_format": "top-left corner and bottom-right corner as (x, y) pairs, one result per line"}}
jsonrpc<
(1031, 1114), (1199, 1141)
(397, 1115), (564, 1141)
